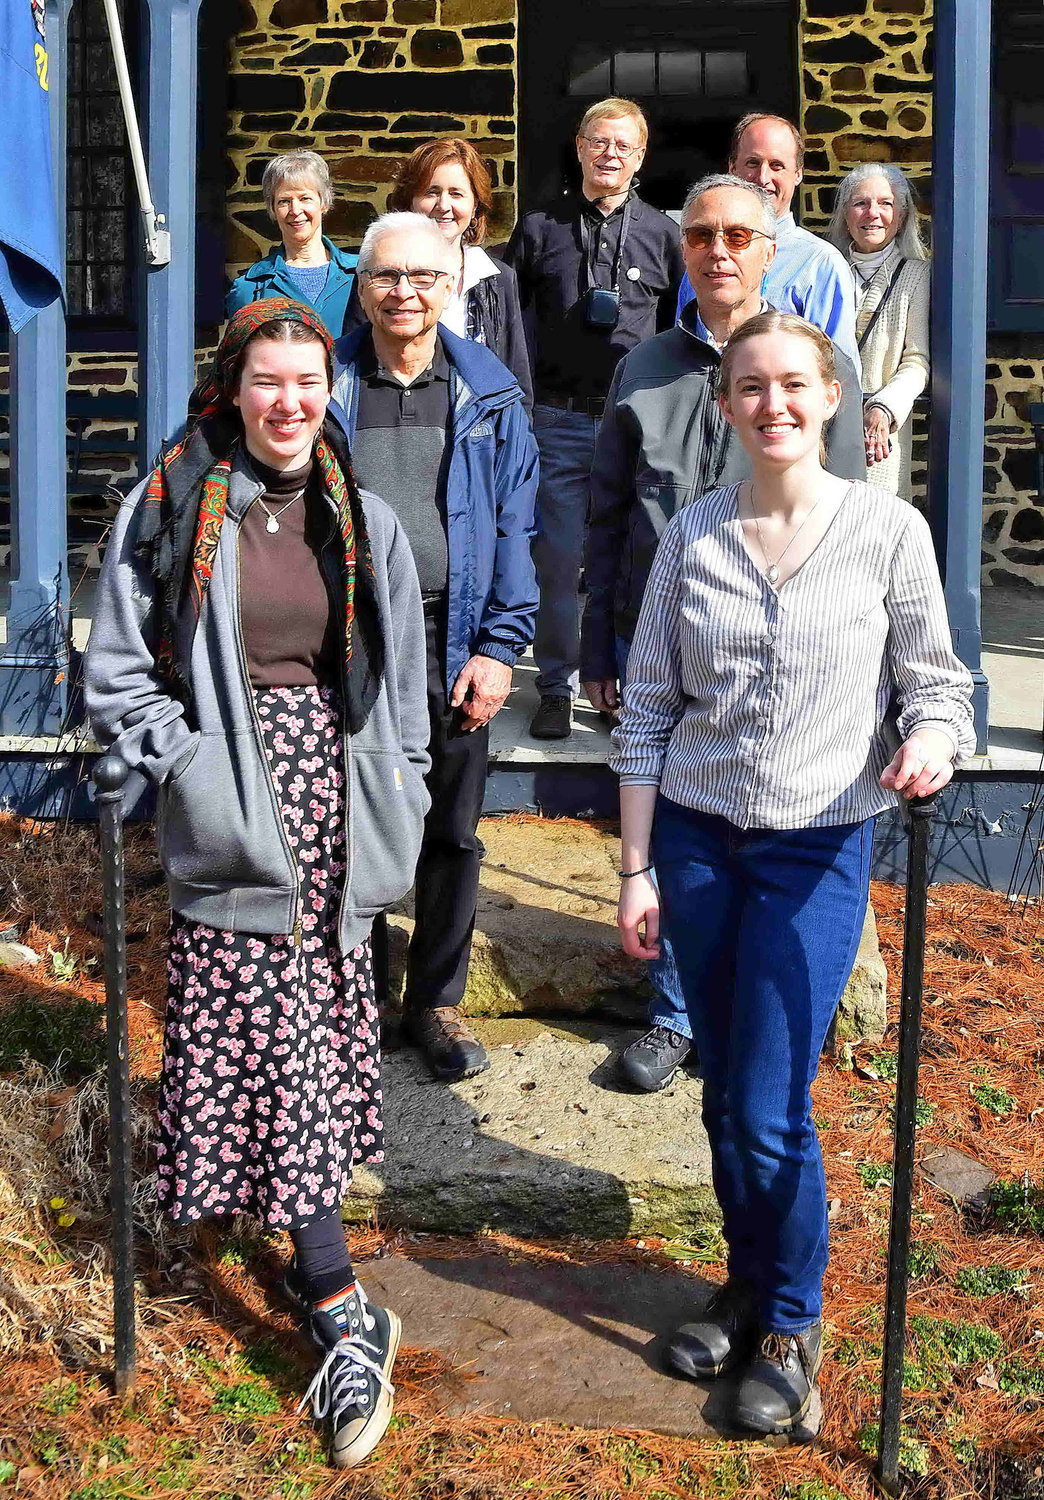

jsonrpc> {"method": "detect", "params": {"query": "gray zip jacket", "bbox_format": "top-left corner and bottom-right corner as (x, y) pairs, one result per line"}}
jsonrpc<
(580, 300), (867, 681)
(85, 451), (432, 950)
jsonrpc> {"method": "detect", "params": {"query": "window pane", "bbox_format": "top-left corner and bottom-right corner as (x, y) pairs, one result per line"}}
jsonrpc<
(614, 50), (656, 95)
(67, 0), (132, 319)
(1010, 100), (1044, 174)
(704, 50), (748, 97)
(568, 46), (611, 96)
(658, 50), (702, 95)
(1009, 222), (1044, 302)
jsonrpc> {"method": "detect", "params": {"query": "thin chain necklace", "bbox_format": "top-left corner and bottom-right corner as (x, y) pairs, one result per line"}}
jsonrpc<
(748, 482), (826, 586)
(256, 484), (306, 535)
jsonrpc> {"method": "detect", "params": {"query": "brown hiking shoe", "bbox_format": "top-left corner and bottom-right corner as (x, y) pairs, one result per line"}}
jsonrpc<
(403, 1006), (490, 1081)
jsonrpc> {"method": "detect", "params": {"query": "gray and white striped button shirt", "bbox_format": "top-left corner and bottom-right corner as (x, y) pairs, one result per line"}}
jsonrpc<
(609, 482), (976, 829)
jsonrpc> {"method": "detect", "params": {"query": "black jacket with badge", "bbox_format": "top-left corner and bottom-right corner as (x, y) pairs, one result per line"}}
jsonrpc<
(580, 299), (868, 681)
(503, 190), (684, 400)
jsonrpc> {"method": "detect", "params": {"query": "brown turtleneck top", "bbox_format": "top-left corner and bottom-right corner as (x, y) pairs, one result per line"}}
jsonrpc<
(238, 455), (339, 688)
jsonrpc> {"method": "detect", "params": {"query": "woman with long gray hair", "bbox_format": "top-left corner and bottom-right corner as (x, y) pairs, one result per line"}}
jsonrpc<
(829, 162), (929, 499)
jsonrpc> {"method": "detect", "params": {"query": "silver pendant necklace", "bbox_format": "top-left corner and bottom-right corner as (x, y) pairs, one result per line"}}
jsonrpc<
(749, 482), (825, 586)
(256, 485), (306, 534)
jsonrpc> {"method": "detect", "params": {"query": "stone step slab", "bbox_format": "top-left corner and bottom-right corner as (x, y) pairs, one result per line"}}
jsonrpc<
(349, 1026), (716, 1239)
(387, 816), (887, 1041)
(359, 1251), (821, 1441)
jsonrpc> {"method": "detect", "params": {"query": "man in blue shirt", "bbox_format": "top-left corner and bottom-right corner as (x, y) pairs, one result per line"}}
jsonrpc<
(676, 113), (859, 377)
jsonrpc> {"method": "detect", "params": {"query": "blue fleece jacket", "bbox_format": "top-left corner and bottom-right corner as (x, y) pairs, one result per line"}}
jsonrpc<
(331, 325), (539, 695)
(226, 238), (359, 337)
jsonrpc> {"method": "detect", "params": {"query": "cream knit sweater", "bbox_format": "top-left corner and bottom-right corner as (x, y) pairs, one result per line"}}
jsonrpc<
(853, 253), (930, 500)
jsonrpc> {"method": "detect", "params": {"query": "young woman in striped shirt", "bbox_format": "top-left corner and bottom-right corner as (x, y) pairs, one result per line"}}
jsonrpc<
(610, 311), (974, 1435)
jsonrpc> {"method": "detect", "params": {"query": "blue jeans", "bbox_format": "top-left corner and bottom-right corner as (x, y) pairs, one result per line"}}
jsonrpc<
(532, 404), (600, 699)
(652, 797), (873, 1330)
(614, 634), (689, 1036)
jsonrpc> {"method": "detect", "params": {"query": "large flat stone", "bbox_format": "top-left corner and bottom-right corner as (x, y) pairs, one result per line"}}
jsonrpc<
(386, 817), (888, 1041)
(349, 1028), (716, 1238)
(360, 1252), (821, 1441)
(360, 1251), (716, 1436)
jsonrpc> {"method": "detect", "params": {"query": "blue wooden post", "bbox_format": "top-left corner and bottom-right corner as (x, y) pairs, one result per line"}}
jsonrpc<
(928, 0), (991, 752)
(139, 0), (202, 471)
(0, 0), (72, 738)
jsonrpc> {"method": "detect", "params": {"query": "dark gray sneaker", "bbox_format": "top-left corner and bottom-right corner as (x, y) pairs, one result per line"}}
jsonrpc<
(731, 1322), (824, 1434)
(666, 1278), (759, 1380)
(619, 1025), (693, 1092)
(297, 1282), (401, 1468)
(529, 695), (572, 739)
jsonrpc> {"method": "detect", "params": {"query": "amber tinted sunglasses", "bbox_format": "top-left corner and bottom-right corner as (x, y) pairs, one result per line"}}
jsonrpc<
(683, 225), (773, 251)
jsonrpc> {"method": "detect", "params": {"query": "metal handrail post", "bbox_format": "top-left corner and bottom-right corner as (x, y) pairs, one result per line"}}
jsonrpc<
(877, 792), (939, 1494)
(93, 754), (137, 1396)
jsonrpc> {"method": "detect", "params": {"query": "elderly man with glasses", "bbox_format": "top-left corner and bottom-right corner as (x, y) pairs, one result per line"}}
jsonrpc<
(332, 211), (538, 1082)
(503, 98), (684, 740)
(676, 113), (860, 376)
(581, 175), (866, 1094)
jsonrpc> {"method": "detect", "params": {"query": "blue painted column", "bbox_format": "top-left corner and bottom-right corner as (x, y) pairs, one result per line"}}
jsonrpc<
(0, 0), (72, 737)
(139, 0), (202, 471)
(928, 0), (991, 752)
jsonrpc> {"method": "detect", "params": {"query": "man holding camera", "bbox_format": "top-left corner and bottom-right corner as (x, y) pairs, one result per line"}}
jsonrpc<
(503, 98), (683, 741)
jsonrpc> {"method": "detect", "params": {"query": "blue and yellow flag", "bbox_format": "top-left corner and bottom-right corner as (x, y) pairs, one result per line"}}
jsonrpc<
(0, 0), (63, 332)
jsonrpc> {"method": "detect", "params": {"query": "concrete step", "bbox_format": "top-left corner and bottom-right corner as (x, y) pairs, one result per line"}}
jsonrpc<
(387, 815), (887, 1043)
(350, 1020), (715, 1239)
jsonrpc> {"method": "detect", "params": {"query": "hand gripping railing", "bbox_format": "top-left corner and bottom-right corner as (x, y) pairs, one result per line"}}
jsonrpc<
(877, 792), (940, 1494)
(93, 754), (137, 1395)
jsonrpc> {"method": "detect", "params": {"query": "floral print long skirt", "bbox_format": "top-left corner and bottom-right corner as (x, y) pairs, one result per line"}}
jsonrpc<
(156, 685), (383, 1230)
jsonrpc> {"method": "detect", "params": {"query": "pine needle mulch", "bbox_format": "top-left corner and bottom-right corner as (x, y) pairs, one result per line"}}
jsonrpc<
(0, 812), (1043, 1500)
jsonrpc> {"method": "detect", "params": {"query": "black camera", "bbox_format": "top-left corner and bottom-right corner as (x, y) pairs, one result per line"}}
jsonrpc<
(582, 285), (621, 331)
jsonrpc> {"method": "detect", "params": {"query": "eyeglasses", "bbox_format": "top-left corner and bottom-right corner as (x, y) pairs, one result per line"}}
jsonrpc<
(364, 268), (448, 292)
(581, 135), (640, 159)
(683, 225), (773, 251)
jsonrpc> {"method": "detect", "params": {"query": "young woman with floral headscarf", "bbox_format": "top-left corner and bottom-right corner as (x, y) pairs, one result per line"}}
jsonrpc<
(85, 298), (431, 1468)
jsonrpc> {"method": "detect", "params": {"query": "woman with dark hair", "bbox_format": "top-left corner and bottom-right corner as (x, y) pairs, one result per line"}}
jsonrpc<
(388, 137), (533, 408)
(85, 299), (431, 1469)
(226, 151), (359, 336)
(828, 162), (930, 500)
(612, 310), (973, 1435)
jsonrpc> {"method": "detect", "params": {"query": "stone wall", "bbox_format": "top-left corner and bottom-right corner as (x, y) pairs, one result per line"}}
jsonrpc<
(225, 0), (518, 278)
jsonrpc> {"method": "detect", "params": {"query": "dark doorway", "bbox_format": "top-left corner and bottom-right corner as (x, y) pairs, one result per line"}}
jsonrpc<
(988, 1), (1044, 333)
(518, 0), (798, 216)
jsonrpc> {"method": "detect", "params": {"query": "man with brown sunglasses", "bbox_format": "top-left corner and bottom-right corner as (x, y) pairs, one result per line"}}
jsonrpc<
(581, 175), (865, 1094)
(676, 113), (859, 377)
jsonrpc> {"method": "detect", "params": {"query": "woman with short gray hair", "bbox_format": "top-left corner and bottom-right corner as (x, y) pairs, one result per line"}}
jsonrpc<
(829, 162), (929, 499)
(227, 149), (359, 336)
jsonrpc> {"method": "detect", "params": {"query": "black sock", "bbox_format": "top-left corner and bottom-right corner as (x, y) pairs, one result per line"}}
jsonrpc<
(290, 1214), (355, 1306)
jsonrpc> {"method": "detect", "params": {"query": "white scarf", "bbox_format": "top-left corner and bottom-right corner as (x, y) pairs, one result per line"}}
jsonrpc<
(849, 240), (899, 286)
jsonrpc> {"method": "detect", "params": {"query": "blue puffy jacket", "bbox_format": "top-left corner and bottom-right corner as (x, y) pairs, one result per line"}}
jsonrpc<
(226, 238), (359, 337)
(331, 324), (539, 695)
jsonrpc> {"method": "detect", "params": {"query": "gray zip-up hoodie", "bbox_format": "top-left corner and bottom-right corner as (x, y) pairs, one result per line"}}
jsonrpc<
(85, 450), (432, 950)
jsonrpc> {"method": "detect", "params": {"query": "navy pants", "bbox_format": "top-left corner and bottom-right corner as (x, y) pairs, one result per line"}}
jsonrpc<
(652, 797), (873, 1331)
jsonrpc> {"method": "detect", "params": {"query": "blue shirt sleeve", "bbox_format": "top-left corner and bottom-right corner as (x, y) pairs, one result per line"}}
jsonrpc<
(799, 258), (860, 380)
(675, 271), (696, 324)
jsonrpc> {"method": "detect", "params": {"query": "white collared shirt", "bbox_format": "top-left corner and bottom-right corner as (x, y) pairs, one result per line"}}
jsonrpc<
(440, 244), (501, 339)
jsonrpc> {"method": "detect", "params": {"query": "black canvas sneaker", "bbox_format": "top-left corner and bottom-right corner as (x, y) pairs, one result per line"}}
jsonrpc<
(297, 1282), (401, 1468)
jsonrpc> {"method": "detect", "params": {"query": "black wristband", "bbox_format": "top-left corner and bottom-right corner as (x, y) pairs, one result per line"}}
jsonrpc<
(620, 864), (653, 879)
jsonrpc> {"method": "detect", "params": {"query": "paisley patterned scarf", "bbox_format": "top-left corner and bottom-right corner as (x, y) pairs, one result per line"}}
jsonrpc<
(133, 298), (383, 733)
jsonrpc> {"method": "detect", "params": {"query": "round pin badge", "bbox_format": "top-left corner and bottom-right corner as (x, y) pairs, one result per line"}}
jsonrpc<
(626, 266), (642, 281)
